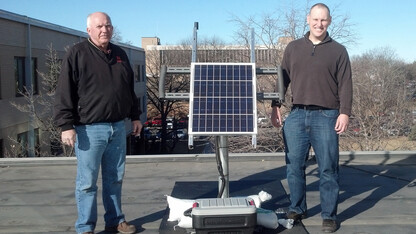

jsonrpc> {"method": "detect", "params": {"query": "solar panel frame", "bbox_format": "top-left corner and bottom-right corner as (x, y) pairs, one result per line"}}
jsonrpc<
(189, 62), (257, 136)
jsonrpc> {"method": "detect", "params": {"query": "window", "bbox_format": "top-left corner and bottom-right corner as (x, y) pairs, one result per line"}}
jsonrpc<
(135, 65), (140, 82)
(141, 65), (146, 82)
(31, 58), (38, 93)
(15, 57), (38, 96)
(17, 129), (40, 157)
(135, 64), (146, 82)
(16, 131), (28, 157)
(15, 57), (25, 95)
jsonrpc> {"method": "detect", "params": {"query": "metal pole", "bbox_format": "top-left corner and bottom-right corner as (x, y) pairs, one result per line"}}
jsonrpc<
(192, 22), (198, 62)
(217, 135), (229, 198)
(159, 65), (167, 99)
(276, 65), (285, 103)
(250, 28), (255, 63)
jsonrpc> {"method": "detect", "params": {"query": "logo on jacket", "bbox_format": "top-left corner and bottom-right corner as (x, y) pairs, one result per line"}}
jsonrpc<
(116, 56), (122, 63)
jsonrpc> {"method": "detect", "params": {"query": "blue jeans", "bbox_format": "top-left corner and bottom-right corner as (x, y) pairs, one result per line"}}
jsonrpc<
(74, 120), (127, 233)
(282, 108), (340, 220)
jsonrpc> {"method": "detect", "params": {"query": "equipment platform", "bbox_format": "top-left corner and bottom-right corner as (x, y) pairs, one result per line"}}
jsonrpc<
(159, 180), (307, 233)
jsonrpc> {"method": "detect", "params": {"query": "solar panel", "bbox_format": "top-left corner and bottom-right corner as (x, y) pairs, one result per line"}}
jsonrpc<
(189, 63), (257, 136)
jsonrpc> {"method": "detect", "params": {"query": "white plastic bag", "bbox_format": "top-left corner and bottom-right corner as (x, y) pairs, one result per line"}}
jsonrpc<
(256, 208), (279, 229)
(278, 218), (294, 229)
(177, 215), (193, 229)
(166, 195), (195, 222)
(247, 190), (272, 208)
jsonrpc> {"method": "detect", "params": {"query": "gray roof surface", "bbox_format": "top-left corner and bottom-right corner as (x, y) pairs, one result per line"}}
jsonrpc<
(1, 151), (415, 233)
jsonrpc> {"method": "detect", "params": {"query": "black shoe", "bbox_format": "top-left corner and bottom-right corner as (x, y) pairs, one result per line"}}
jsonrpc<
(286, 211), (307, 221)
(105, 221), (136, 234)
(322, 219), (337, 233)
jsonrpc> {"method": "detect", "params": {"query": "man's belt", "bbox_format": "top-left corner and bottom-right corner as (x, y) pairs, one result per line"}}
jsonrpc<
(292, 104), (330, 110)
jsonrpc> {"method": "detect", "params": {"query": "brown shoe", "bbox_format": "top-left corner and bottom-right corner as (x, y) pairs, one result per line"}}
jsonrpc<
(286, 211), (307, 221)
(322, 219), (337, 233)
(105, 221), (136, 234)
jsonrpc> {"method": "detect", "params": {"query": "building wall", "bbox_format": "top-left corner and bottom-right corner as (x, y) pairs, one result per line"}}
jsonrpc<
(0, 10), (146, 157)
(141, 37), (160, 49)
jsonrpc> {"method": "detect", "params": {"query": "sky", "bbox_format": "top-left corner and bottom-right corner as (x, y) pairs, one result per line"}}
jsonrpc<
(2, 0), (416, 63)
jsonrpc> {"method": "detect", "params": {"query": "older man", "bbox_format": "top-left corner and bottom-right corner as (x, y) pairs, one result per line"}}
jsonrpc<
(54, 12), (142, 234)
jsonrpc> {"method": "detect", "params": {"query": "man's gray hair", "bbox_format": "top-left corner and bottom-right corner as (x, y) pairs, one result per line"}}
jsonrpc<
(86, 12), (111, 28)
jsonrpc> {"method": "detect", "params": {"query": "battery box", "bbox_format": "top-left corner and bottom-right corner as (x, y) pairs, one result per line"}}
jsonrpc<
(191, 197), (257, 234)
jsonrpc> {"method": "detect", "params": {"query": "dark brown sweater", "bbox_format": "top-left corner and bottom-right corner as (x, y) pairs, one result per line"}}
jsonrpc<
(273, 32), (352, 116)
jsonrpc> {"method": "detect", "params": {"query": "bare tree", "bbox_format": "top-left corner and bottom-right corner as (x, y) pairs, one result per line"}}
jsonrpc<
(145, 42), (192, 153)
(341, 47), (412, 151)
(111, 26), (123, 43)
(112, 26), (133, 45)
(10, 44), (74, 157)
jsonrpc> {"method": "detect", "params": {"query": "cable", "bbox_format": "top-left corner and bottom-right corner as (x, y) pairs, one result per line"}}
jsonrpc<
(215, 136), (226, 198)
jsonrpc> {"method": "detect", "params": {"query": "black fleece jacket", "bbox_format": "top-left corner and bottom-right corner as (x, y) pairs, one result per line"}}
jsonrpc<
(273, 32), (352, 116)
(54, 39), (141, 131)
